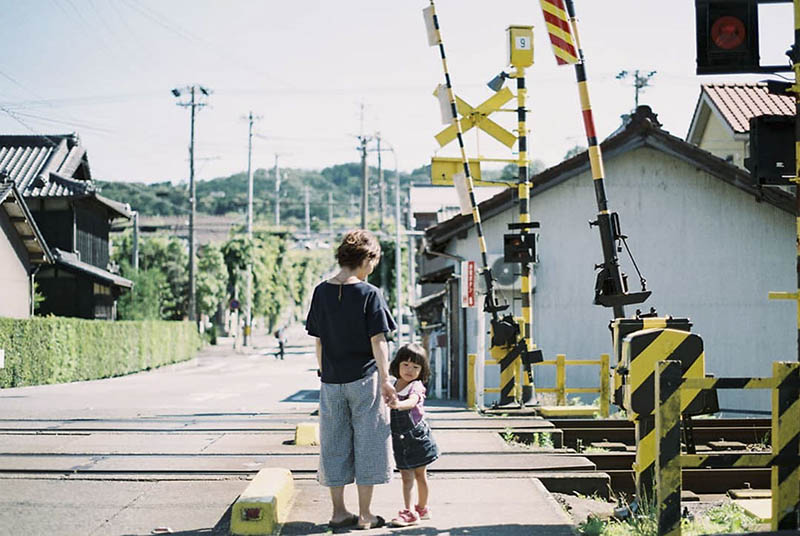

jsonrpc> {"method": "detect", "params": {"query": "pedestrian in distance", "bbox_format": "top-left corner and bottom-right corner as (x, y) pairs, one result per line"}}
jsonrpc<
(305, 228), (397, 531)
(274, 326), (286, 360)
(387, 343), (439, 527)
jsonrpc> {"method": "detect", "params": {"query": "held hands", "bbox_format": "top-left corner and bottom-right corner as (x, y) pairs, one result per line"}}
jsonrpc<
(380, 378), (397, 407)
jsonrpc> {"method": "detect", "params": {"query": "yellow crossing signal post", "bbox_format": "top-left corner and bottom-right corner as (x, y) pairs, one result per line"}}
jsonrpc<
(425, 12), (543, 408)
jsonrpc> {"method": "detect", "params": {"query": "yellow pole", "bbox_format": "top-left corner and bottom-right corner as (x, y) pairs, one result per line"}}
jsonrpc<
(467, 354), (477, 409)
(600, 353), (610, 417)
(556, 353), (566, 405)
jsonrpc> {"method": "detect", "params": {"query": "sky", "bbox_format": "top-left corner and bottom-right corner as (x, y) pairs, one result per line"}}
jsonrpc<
(0, 1), (794, 186)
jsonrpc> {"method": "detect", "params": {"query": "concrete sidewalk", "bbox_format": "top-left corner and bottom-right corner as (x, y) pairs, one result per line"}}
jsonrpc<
(0, 325), (590, 535)
(281, 476), (575, 535)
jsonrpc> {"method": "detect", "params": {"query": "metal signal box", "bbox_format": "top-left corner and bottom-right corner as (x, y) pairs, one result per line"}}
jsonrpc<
(507, 26), (534, 68)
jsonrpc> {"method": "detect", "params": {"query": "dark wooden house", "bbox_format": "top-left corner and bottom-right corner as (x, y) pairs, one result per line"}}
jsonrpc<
(0, 134), (132, 319)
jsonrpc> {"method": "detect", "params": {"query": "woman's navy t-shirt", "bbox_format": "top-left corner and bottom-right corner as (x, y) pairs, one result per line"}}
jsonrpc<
(306, 280), (397, 384)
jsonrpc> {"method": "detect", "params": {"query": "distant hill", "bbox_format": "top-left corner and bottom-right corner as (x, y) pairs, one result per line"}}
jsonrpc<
(98, 162), (430, 230)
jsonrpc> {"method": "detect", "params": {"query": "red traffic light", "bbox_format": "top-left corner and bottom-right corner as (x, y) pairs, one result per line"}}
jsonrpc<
(695, 0), (759, 75)
(711, 15), (745, 50)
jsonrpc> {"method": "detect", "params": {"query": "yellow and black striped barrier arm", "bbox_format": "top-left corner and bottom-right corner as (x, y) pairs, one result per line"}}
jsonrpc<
(561, 0), (650, 317)
(655, 360), (681, 536)
(564, 0), (630, 319)
(423, 1), (499, 323)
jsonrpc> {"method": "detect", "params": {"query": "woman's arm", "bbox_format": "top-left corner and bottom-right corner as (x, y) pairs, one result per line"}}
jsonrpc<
(314, 337), (322, 370)
(370, 332), (397, 404)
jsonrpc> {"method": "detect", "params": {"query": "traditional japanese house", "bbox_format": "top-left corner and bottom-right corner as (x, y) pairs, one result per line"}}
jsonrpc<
(0, 134), (132, 319)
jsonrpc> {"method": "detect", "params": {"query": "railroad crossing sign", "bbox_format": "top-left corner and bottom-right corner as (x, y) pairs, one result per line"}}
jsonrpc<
(434, 86), (516, 149)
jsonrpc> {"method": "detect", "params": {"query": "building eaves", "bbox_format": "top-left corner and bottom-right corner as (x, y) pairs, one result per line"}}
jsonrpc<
(0, 182), (53, 264)
(52, 248), (132, 289)
(424, 105), (794, 252)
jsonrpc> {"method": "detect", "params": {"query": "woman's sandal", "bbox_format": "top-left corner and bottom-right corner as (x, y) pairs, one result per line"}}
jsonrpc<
(328, 514), (359, 529)
(355, 515), (386, 530)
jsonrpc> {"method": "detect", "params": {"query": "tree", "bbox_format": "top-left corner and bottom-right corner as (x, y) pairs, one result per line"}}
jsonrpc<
(499, 159), (547, 181)
(116, 263), (168, 320)
(111, 232), (189, 320)
(196, 244), (227, 318)
(563, 145), (587, 160)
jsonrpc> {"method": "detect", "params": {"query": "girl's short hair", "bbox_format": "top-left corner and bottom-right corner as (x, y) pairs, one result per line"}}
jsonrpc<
(335, 229), (381, 270)
(389, 343), (431, 384)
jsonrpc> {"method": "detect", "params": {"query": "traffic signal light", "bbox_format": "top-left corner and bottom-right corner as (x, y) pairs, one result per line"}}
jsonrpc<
(695, 0), (759, 74)
(744, 114), (795, 185)
(503, 232), (536, 264)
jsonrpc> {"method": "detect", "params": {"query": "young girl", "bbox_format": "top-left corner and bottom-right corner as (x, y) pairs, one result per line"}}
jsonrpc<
(387, 344), (439, 527)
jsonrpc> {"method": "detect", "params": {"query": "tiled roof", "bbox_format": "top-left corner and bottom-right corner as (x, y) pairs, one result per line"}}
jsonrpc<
(0, 134), (92, 196)
(0, 134), (131, 219)
(0, 182), (53, 264)
(703, 83), (794, 133)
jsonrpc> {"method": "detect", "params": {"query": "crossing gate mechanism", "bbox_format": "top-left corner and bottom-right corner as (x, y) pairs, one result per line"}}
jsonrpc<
(618, 326), (719, 501)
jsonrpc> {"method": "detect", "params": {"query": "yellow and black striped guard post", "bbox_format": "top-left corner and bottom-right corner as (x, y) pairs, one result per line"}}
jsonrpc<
(622, 328), (705, 501)
(610, 317), (692, 408)
(772, 361), (800, 530)
(654, 363), (800, 533)
(655, 360), (682, 536)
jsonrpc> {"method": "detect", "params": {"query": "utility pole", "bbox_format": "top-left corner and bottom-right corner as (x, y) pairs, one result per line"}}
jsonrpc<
(357, 103), (371, 229)
(132, 211), (139, 272)
(616, 69), (657, 110)
(243, 111), (259, 347)
(406, 183), (416, 344)
(273, 154), (281, 227)
(328, 191), (333, 235)
(369, 133), (393, 232)
(304, 185), (310, 236)
(359, 135), (369, 229)
(378, 135), (385, 231)
(172, 84), (210, 323)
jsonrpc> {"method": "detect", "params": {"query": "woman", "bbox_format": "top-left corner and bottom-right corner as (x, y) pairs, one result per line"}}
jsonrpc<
(305, 229), (397, 530)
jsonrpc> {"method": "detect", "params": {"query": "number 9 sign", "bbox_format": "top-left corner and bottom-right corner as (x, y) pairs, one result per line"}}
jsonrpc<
(507, 25), (534, 68)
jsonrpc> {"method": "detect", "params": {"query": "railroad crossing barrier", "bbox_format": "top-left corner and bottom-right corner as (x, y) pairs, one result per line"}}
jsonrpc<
(611, 316), (692, 409)
(472, 351), (609, 417)
(620, 327), (718, 501)
(655, 360), (800, 535)
(534, 354), (610, 417)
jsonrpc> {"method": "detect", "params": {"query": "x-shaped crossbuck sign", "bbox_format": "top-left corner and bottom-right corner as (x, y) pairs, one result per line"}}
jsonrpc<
(434, 86), (516, 149)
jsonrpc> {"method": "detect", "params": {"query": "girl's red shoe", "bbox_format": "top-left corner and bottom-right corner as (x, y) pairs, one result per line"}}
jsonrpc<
(391, 508), (419, 527)
(415, 504), (431, 520)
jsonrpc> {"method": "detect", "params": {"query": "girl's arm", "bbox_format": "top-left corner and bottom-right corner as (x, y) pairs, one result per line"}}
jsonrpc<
(314, 337), (322, 370)
(389, 393), (420, 410)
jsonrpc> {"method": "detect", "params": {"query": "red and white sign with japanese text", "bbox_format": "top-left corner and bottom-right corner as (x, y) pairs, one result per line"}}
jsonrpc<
(461, 260), (476, 308)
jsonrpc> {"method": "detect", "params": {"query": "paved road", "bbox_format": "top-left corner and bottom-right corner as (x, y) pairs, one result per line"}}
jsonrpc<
(0, 327), (319, 536)
(0, 326), (580, 536)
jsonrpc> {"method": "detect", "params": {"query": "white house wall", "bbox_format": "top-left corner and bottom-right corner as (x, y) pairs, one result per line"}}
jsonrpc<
(447, 146), (794, 413)
(0, 211), (31, 319)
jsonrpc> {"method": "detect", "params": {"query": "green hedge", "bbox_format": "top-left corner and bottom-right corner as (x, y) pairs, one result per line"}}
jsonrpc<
(0, 317), (203, 388)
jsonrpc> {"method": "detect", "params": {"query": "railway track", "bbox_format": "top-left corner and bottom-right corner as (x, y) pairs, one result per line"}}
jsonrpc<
(0, 415), (774, 498)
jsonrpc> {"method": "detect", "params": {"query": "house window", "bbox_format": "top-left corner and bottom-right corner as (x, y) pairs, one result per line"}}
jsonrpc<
(93, 283), (111, 296)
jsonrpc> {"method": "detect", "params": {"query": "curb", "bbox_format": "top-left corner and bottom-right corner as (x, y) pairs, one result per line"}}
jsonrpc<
(294, 422), (320, 446)
(230, 468), (294, 535)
